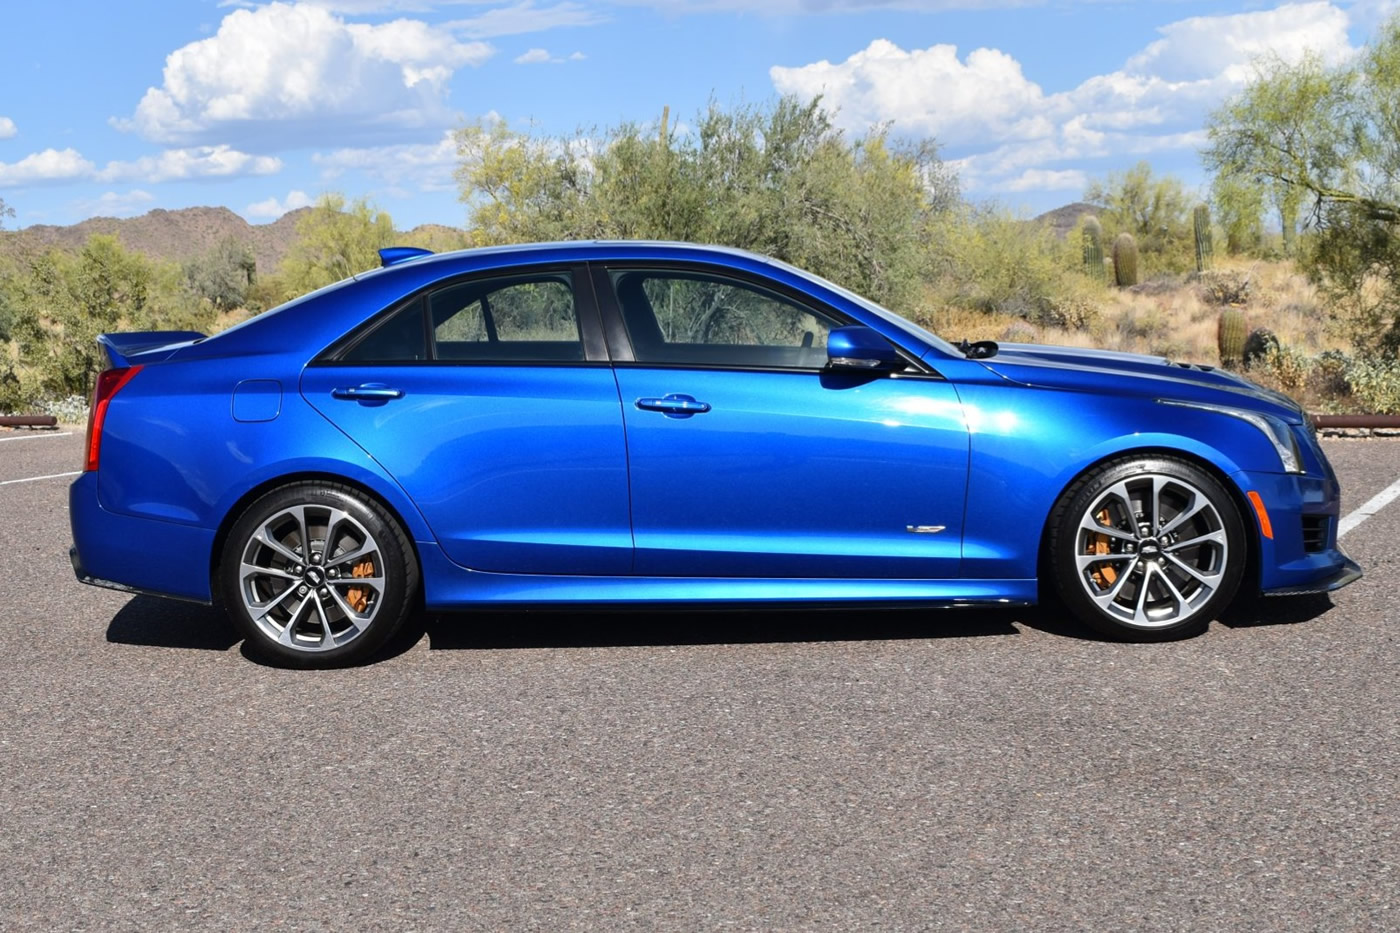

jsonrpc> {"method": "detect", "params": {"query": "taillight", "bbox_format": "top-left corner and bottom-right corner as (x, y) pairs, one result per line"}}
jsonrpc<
(84, 365), (143, 472)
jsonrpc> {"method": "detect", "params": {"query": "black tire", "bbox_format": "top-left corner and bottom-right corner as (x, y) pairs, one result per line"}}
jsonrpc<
(219, 481), (418, 667)
(1048, 456), (1246, 642)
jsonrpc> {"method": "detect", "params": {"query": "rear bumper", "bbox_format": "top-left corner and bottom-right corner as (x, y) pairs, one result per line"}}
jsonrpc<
(69, 472), (215, 604)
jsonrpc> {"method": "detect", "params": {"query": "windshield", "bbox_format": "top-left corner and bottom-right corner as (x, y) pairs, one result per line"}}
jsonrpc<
(763, 257), (962, 358)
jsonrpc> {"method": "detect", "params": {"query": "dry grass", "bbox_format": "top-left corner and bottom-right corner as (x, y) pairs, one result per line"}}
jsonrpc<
(913, 258), (1348, 367)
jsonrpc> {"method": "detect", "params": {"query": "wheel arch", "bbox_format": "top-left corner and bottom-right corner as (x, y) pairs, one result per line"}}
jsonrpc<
(1034, 445), (1261, 600)
(208, 471), (425, 604)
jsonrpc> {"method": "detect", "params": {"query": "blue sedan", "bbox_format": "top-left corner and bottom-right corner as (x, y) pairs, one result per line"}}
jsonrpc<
(69, 241), (1361, 666)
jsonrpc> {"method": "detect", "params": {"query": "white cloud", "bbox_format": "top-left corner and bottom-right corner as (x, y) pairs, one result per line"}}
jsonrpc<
(313, 129), (460, 190)
(618, 1), (1043, 11)
(75, 190), (157, 219)
(97, 146), (283, 183)
(513, 46), (584, 63)
(0, 149), (97, 187)
(121, 1), (493, 147)
(1125, 2), (1350, 83)
(773, 39), (1051, 145)
(0, 145), (280, 188)
(245, 189), (314, 218)
(992, 169), (1087, 193)
(0, 117), (16, 139)
(771, 2), (1355, 198)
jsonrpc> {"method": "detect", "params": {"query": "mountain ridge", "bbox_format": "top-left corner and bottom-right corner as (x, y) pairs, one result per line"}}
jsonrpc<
(0, 206), (462, 273)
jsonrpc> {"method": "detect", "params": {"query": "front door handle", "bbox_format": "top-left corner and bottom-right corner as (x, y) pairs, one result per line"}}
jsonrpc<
(635, 394), (711, 418)
(332, 384), (404, 402)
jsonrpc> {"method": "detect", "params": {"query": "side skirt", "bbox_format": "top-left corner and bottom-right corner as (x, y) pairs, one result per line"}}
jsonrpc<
(416, 550), (1039, 610)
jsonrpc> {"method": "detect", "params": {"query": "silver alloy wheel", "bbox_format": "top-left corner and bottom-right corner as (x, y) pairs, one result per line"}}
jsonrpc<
(1075, 473), (1230, 629)
(238, 504), (386, 652)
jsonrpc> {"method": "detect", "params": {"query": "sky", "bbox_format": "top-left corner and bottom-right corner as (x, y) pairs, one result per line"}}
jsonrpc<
(0, 0), (1394, 231)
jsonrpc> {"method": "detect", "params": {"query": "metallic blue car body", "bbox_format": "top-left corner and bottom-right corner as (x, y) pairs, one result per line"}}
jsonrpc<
(70, 241), (1358, 614)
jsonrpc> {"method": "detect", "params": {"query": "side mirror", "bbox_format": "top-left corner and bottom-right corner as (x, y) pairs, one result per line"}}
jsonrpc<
(826, 326), (905, 372)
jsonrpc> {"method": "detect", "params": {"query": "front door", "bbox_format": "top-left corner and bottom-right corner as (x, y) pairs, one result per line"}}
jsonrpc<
(602, 264), (969, 579)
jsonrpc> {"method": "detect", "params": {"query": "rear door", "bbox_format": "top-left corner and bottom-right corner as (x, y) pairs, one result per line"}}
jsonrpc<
(598, 263), (970, 579)
(302, 264), (633, 575)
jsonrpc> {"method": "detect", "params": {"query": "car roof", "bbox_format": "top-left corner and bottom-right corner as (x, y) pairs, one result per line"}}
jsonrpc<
(364, 240), (775, 274)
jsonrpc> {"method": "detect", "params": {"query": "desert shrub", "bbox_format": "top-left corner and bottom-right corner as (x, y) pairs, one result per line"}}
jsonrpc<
(1242, 328), (1280, 368)
(0, 366), (25, 413)
(1344, 356), (1400, 413)
(4, 235), (204, 402)
(277, 194), (396, 296)
(1111, 306), (1170, 344)
(1197, 269), (1252, 305)
(1256, 343), (1314, 394)
(183, 237), (256, 311)
(1313, 349), (1353, 400)
(932, 206), (1102, 328)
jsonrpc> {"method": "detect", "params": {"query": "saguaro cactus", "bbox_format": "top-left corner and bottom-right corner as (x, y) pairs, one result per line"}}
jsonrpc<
(1112, 233), (1139, 288)
(1082, 216), (1104, 281)
(1218, 308), (1248, 367)
(1194, 204), (1214, 273)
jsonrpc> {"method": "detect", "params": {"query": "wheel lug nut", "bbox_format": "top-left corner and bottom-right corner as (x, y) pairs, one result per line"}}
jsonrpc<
(319, 587), (329, 597)
(297, 585), (308, 596)
(293, 565), (303, 574)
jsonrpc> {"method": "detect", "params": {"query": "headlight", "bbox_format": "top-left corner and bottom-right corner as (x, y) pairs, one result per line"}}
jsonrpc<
(1158, 399), (1304, 473)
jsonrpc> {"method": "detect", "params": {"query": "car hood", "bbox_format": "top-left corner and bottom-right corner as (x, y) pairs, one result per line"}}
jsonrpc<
(976, 343), (1307, 424)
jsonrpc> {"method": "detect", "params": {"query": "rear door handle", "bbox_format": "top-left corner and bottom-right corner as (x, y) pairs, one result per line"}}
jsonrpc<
(635, 394), (711, 418)
(332, 384), (404, 402)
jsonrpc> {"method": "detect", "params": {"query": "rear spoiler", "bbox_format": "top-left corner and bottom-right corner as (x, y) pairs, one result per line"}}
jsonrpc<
(97, 331), (206, 368)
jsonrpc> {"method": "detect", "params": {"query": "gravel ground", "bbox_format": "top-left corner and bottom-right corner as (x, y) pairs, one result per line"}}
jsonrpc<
(1, 431), (1395, 931)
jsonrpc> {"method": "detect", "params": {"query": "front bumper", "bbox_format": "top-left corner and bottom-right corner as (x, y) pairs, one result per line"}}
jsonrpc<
(1231, 468), (1363, 596)
(1262, 553), (1363, 596)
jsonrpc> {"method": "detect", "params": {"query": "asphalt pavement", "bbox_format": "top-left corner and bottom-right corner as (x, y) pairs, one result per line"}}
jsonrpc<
(1, 430), (1396, 931)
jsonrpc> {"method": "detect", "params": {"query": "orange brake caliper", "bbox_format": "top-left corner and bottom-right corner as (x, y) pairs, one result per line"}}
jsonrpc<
(1088, 508), (1118, 590)
(345, 560), (375, 613)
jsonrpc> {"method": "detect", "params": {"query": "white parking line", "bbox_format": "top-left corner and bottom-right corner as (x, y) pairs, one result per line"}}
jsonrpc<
(0, 471), (81, 487)
(0, 432), (74, 443)
(1338, 476), (1400, 538)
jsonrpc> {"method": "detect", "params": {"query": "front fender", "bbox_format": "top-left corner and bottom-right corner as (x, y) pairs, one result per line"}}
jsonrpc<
(955, 382), (1278, 578)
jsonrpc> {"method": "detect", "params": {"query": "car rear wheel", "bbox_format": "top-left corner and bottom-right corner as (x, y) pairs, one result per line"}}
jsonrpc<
(1049, 456), (1246, 641)
(220, 482), (418, 667)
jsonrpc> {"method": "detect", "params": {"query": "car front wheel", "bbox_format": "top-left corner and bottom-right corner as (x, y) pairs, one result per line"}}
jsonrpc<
(1049, 456), (1246, 641)
(220, 482), (418, 667)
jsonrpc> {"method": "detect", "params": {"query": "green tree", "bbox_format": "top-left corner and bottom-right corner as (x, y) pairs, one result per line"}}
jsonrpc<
(1083, 161), (1195, 272)
(1211, 174), (1265, 256)
(455, 97), (957, 312)
(276, 193), (396, 296)
(8, 236), (199, 398)
(1204, 24), (1400, 353)
(183, 237), (257, 311)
